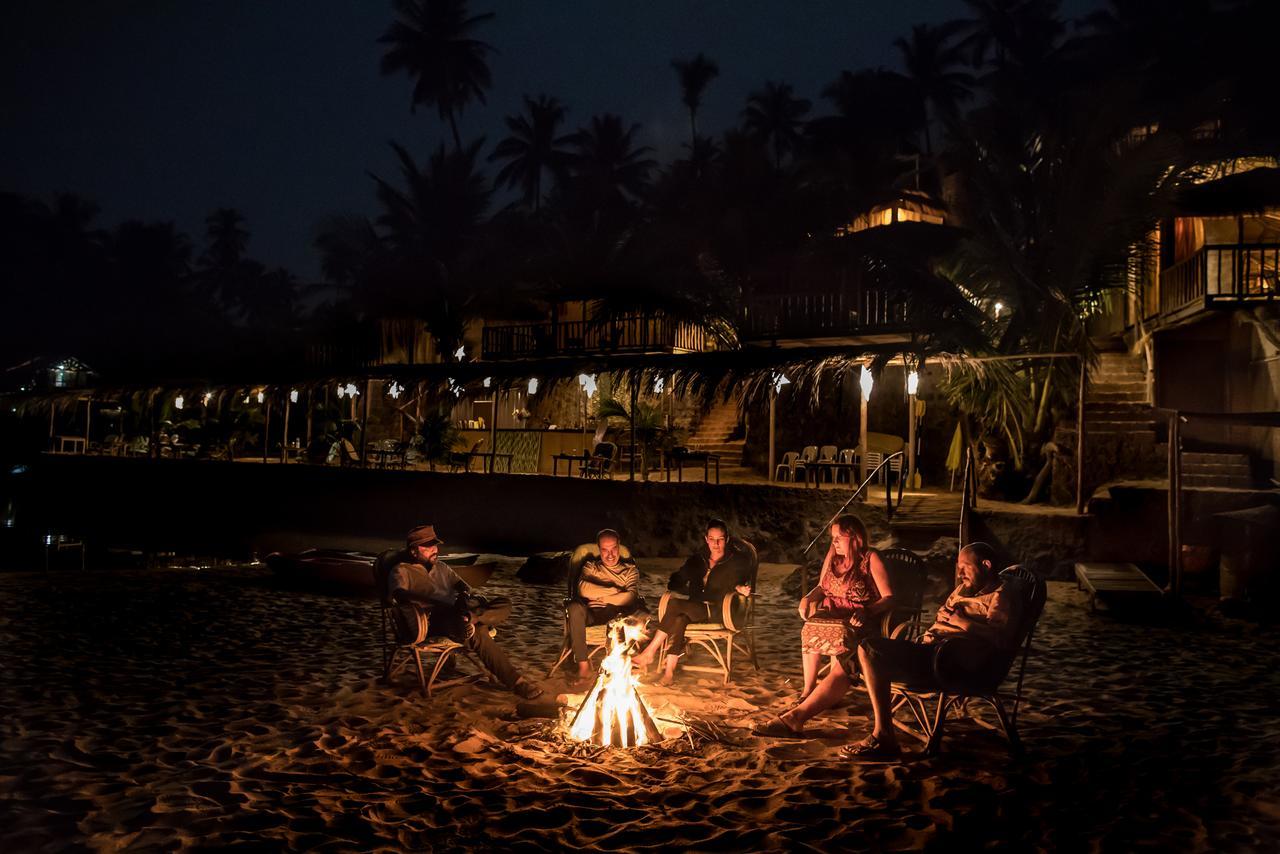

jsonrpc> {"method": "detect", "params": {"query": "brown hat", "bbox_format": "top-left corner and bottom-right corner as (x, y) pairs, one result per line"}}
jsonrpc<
(407, 524), (444, 549)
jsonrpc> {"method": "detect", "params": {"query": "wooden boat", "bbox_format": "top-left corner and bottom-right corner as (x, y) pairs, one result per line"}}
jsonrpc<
(265, 548), (495, 594)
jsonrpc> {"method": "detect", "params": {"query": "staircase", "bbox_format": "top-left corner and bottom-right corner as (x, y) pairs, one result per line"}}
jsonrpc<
(1087, 351), (1156, 437)
(1169, 449), (1255, 489)
(686, 399), (747, 468)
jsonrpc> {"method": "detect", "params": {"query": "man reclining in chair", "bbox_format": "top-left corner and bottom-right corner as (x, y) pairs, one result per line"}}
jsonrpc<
(753, 542), (1021, 760)
(390, 524), (543, 700)
(567, 528), (646, 687)
(632, 518), (753, 685)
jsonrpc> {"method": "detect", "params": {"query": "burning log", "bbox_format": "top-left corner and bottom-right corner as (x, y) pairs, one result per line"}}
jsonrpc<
(567, 618), (664, 747)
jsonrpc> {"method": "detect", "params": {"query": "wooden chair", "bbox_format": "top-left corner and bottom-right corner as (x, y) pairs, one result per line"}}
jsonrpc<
(374, 549), (488, 697)
(448, 439), (485, 472)
(546, 541), (638, 676)
(889, 565), (1047, 756)
(657, 538), (760, 683)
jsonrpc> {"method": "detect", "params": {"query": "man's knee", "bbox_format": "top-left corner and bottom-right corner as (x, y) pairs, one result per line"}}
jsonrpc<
(566, 601), (588, 623)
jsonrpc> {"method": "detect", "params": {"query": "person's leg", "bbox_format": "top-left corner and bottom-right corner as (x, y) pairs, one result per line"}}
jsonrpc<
(858, 640), (897, 746)
(633, 598), (703, 668)
(850, 637), (937, 750)
(780, 664), (852, 731)
(472, 596), (512, 627)
(658, 600), (710, 684)
(801, 651), (821, 699)
(566, 601), (590, 670)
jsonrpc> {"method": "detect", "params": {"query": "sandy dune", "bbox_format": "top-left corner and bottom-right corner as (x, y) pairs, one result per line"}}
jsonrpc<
(1, 560), (1277, 850)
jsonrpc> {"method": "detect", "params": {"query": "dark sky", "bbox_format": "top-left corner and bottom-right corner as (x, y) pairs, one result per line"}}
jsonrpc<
(3, 0), (1096, 280)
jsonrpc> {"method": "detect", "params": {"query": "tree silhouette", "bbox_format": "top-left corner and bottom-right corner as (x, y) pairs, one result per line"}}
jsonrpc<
(379, 0), (495, 151)
(567, 114), (657, 210)
(201, 208), (249, 271)
(489, 94), (573, 213)
(894, 22), (973, 156)
(671, 53), (720, 147)
(742, 81), (811, 170)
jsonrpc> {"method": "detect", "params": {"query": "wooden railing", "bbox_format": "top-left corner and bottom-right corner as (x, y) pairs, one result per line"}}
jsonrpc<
(741, 288), (908, 341)
(481, 314), (707, 360)
(1158, 243), (1280, 315)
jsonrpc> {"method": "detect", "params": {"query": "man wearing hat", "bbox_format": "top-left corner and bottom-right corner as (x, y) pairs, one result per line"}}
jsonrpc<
(390, 524), (543, 700)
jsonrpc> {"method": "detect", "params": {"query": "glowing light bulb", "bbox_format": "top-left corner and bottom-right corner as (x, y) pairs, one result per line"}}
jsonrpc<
(527, 378), (538, 395)
(773, 372), (791, 394)
(907, 371), (919, 396)
(174, 395), (184, 410)
(289, 389), (299, 403)
(257, 391), (264, 404)
(860, 366), (874, 402)
(388, 381), (402, 399)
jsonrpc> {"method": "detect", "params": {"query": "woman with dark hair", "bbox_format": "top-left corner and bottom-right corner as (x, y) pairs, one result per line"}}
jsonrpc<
(796, 514), (894, 700)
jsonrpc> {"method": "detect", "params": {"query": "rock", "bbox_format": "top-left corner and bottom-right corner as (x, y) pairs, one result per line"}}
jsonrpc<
(516, 551), (570, 585)
(781, 558), (824, 598)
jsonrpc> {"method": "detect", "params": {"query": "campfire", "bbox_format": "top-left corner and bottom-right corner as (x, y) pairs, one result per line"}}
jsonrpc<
(567, 617), (664, 747)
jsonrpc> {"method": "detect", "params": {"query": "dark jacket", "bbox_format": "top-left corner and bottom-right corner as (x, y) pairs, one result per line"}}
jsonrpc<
(668, 537), (754, 604)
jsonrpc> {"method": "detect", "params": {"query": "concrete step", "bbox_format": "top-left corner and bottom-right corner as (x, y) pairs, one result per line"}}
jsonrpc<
(1089, 390), (1149, 403)
(1091, 380), (1147, 392)
(1089, 421), (1159, 432)
(1182, 473), (1255, 488)
(1183, 462), (1252, 477)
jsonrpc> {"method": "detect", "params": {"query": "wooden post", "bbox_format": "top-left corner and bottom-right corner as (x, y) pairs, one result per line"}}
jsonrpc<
(1168, 412), (1182, 597)
(768, 391), (777, 481)
(48, 403), (55, 452)
(281, 394), (291, 464)
(629, 380), (638, 481)
(1076, 357), (1088, 514)
(305, 388), (313, 449)
(359, 378), (371, 465)
(262, 395), (271, 464)
(906, 392), (917, 491)
(859, 393), (870, 489)
(488, 385), (498, 474)
(84, 398), (92, 451)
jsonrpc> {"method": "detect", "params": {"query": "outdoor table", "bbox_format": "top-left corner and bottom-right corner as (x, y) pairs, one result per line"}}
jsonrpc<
(367, 447), (395, 469)
(56, 435), (86, 454)
(664, 450), (720, 484)
(805, 460), (854, 489)
(552, 452), (588, 477)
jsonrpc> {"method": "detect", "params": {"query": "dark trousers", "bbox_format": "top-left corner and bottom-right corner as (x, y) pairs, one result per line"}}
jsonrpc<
(427, 597), (522, 689)
(658, 598), (715, 656)
(566, 601), (640, 663)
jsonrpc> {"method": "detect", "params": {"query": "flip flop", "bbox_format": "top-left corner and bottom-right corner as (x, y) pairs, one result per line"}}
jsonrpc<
(752, 717), (807, 739)
(840, 736), (903, 763)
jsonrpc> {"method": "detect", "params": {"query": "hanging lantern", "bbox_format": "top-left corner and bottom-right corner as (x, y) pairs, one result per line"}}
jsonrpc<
(289, 389), (299, 403)
(859, 365), (874, 402)
(772, 372), (791, 395)
(345, 383), (359, 397)
(174, 395), (184, 410)
(257, 390), (265, 404)
(202, 391), (213, 406)
(483, 377), (491, 388)
(578, 374), (597, 396)
(654, 376), (665, 394)
(527, 378), (539, 395)
(336, 385), (345, 399)
(454, 346), (466, 361)
(388, 381), (403, 399)
(907, 370), (920, 396)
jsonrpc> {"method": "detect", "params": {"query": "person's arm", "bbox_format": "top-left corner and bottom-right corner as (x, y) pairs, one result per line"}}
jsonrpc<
(950, 584), (1021, 648)
(857, 552), (896, 619)
(668, 557), (694, 594)
(732, 553), (753, 596)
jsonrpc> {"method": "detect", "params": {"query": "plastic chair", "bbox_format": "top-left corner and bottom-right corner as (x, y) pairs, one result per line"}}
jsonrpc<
(774, 451), (803, 482)
(817, 444), (838, 482)
(835, 448), (856, 484)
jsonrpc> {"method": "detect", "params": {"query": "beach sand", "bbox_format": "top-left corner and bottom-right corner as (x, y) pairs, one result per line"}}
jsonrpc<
(2, 560), (1278, 850)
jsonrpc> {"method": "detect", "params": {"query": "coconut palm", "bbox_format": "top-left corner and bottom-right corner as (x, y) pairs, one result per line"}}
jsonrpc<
(488, 94), (573, 213)
(671, 53), (720, 147)
(894, 22), (974, 156)
(742, 81), (811, 170)
(378, 0), (495, 151)
(201, 208), (249, 271)
(566, 114), (657, 208)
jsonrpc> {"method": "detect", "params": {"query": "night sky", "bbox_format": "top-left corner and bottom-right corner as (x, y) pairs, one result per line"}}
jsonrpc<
(3, 0), (1096, 280)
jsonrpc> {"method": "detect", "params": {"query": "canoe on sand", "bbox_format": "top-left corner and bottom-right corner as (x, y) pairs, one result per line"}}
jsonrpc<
(265, 549), (495, 593)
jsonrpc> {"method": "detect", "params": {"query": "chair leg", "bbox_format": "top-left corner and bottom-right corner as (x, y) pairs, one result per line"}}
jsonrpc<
(723, 638), (733, 684)
(988, 695), (1023, 757)
(548, 645), (572, 678)
(925, 695), (950, 756)
(427, 648), (457, 698)
(412, 648), (429, 695)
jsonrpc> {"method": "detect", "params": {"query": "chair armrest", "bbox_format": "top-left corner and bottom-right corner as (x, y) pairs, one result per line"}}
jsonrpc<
(657, 591), (676, 621)
(890, 620), (923, 641)
(721, 591), (752, 632)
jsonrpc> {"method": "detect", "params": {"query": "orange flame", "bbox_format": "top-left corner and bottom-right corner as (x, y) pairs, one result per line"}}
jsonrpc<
(567, 618), (661, 747)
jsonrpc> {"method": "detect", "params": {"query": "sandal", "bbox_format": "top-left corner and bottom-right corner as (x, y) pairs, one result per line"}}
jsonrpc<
(840, 735), (902, 762)
(752, 717), (807, 739)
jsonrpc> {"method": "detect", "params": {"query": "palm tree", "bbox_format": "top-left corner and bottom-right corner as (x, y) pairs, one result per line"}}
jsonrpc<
(671, 53), (720, 147)
(567, 114), (657, 206)
(201, 208), (249, 271)
(488, 94), (573, 213)
(378, 0), (495, 151)
(742, 81), (811, 170)
(894, 22), (974, 156)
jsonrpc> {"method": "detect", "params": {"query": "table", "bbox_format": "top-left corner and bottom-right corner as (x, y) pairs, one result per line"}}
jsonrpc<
(552, 452), (588, 477)
(804, 460), (856, 489)
(56, 435), (86, 454)
(664, 450), (720, 484)
(366, 446), (405, 470)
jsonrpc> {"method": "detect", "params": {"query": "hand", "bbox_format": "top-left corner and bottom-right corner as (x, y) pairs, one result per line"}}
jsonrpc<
(848, 611), (865, 629)
(797, 599), (812, 620)
(734, 584), (752, 597)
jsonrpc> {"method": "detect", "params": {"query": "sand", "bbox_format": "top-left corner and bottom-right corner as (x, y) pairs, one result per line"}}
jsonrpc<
(2, 559), (1278, 851)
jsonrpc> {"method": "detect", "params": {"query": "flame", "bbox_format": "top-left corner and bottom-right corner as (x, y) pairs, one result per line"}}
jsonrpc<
(567, 618), (661, 747)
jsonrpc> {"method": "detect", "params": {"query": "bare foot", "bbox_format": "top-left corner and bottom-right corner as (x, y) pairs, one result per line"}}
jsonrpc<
(631, 654), (653, 670)
(657, 670), (676, 686)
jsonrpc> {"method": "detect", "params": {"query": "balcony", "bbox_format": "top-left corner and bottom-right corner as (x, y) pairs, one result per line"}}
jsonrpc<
(740, 287), (909, 346)
(481, 314), (707, 361)
(1156, 243), (1280, 318)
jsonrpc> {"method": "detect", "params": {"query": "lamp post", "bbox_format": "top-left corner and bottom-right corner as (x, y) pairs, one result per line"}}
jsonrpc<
(906, 369), (920, 490)
(859, 366), (874, 488)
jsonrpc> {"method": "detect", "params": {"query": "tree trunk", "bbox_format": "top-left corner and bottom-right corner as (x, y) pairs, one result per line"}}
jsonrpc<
(448, 111), (462, 152)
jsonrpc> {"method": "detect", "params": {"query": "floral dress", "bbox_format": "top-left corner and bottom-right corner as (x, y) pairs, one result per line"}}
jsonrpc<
(801, 550), (881, 656)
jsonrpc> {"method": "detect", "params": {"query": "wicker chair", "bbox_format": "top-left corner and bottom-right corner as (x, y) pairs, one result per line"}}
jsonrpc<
(888, 565), (1047, 756)
(374, 549), (489, 697)
(546, 541), (641, 676)
(656, 538), (760, 683)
